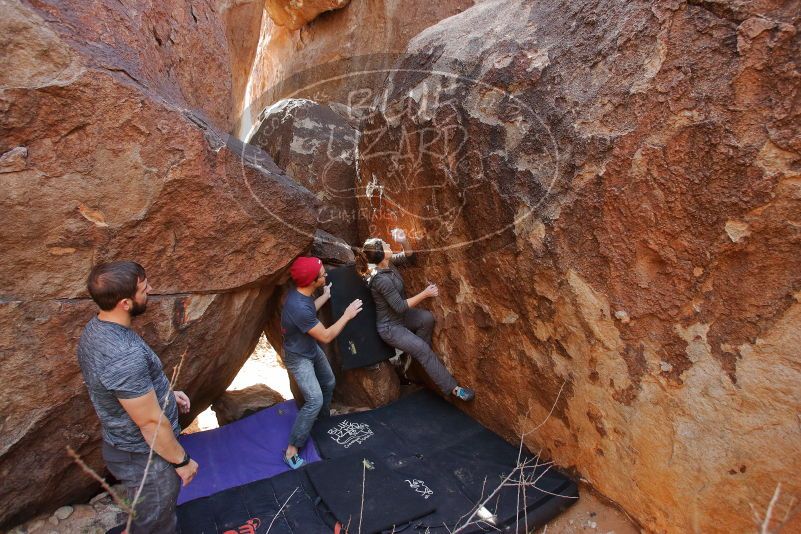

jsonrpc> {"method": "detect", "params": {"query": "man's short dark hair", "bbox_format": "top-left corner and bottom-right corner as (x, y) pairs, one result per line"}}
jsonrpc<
(87, 261), (146, 311)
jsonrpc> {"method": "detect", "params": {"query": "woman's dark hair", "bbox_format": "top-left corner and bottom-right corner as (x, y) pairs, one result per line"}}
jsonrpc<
(355, 238), (386, 278)
(87, 261), (146, 311)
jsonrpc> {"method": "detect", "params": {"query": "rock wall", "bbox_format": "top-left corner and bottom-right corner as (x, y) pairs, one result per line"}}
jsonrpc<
(352, 1), (801, 532)
(4, 0), (799, 530)
(7, 0), (261, 133)
(249, 99), (360, 244)
(265, 0), (351, 30)
(0, 0), (317, 527)
(237, 0), (476, 138)
(225, 0), (268, 136)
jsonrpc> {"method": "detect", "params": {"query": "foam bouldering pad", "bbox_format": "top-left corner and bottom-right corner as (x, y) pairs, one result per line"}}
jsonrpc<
(383, 454), (477, 532)
(311, 390), (579, 532)
(310, 409), (399, 460)
(177, 469), (330, 534)
(421, 434), (578, 530)
(327, 264), (395, 369)
(176, 391), (578, 534)
(305, 453), (436, 533)
(177, 400), (320, 505)
(310, 390), (482, 461)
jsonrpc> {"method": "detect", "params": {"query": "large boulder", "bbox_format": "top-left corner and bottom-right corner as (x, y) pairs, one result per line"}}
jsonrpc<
(331, 360), (401, 409)
(249, 99), (360, 244)
(3, 0), (259, 133)
(237, 0), (475, 138)
(0, 0), (317, 528)
(312, 229), (357, 265)
(212, 384), (286, 426)
(354, 1), (801, 532)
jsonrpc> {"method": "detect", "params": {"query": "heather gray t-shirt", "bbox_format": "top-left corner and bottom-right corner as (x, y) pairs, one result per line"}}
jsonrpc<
(77, 316), (180, 453)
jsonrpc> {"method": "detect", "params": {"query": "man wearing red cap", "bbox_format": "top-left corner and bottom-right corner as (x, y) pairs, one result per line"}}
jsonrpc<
(281, 256), (363, 468)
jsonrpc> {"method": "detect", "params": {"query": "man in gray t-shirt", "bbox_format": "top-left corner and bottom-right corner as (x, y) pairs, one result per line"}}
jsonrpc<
(77, 261), (198, 533)
(78, 316), (181, 452)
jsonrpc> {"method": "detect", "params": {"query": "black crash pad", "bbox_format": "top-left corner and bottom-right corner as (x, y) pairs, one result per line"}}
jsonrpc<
(311, 390), (579, 532)
(305, 453), (436, 533)
(176, 469), (329, 534)
(327, 264), (395, 370)
(176, 391), (578, 534)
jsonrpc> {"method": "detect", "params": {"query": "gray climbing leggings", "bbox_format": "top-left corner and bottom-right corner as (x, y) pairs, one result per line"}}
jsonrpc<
(377, 308), (458, 395)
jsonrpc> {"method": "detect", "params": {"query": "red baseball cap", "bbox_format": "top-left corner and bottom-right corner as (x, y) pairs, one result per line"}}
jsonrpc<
(290, 256), (323, 287)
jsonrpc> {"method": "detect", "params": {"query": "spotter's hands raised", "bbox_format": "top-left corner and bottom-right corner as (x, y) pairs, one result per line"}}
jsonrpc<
(344, 299), (363, 319)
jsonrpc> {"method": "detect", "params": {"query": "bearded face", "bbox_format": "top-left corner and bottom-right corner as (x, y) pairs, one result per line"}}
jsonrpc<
(130, 297), (147, 316)
(128, 277), (150, 317)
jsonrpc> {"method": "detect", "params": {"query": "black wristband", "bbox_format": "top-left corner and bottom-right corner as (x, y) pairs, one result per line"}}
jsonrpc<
(171, 451), (190, 469)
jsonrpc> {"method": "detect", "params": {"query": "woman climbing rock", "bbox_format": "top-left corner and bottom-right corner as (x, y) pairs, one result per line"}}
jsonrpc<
(356, 230), (474, 401)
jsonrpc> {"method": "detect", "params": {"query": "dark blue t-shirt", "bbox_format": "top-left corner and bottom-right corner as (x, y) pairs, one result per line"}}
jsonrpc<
(281, 289), (320, 358)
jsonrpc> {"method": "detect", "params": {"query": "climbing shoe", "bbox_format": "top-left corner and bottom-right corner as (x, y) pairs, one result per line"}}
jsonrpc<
(283, 453), (305, 470)
(452, 386), (475, 401)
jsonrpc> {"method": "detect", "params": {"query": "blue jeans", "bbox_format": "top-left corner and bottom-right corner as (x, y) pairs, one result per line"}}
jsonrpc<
(284, 345), (336, 448)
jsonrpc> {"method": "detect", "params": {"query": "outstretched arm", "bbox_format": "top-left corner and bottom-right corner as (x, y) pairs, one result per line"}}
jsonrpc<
(406, 283), (438, 308)
(391, 232), (414, 265)
(373, 276), (437, 311)
(306, 299), (363, 344)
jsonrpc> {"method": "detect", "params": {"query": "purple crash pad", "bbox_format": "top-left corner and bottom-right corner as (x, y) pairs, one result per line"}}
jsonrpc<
(176, 399), (320, 505)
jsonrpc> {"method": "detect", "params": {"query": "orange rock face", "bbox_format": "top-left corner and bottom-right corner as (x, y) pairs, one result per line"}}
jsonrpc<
(352, 1), (801, 532)
(0, 0), (316, 528)
(3, 0), (799, 531)
(237, 0), (475, 138)
(265, 0), (351, 31)
(225, 0), (267, 137)
(6, 0), (250, 133)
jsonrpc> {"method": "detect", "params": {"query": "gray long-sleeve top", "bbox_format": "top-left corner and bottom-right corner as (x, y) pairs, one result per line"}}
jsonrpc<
(369, 252), (411, 328)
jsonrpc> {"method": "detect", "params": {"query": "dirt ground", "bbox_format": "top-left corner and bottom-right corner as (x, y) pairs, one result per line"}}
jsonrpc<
(535, 483), (641, 533)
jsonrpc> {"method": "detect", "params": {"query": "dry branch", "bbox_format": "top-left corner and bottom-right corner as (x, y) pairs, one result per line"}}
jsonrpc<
(125, 352), (186, 532)
(452, 379), (575, 533)
(65, 446), (132, 515)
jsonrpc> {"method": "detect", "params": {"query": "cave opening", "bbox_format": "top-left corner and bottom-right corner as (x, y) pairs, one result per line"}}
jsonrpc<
(190, 334), (292, 432)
